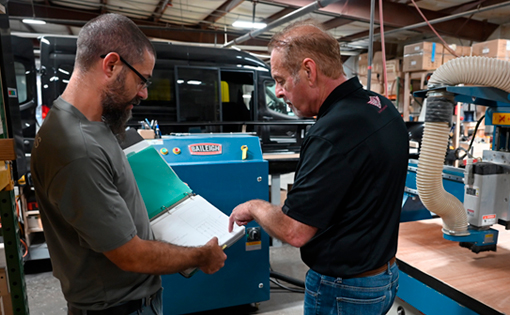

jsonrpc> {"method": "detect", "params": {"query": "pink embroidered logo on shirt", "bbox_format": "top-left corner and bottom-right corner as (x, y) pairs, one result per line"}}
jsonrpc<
(367, 96), (382, 109)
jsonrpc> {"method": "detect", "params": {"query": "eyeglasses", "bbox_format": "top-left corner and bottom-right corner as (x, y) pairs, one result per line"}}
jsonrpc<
(100, 53), (152, 89)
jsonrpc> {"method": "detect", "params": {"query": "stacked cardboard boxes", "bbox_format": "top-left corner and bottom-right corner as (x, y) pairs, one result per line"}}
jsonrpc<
(403, 42), (443, 72)
(443, 45), (471, 64)
(471, 39), (510, 60)
(358, 53), (368, 76)
(357, 52), (402, 96)
(358, 52), (382, 93)
(384, 59), (402, 97)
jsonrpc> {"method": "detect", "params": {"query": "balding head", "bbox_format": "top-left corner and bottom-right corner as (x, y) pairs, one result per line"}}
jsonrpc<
(268, 19), (345, 80)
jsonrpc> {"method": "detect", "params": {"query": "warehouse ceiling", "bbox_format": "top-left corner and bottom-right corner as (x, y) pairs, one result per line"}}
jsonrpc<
(6, 0), (510, 59)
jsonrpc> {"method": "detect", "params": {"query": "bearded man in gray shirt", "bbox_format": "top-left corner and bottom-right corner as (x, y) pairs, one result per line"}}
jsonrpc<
(31, 13), (226, 315)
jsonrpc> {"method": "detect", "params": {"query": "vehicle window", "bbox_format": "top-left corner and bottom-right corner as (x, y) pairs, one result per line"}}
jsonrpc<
(134, 69), (177, 122)
(14, 62), (27, 103)
(265, 81), (294, 116)
(176, 67), (220, 122)
(57, 64), (73, 93)
(220, 71), (253, 122)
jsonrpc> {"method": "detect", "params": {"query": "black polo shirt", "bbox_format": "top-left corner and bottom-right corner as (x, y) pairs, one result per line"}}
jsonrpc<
(282, 77), (408, 278)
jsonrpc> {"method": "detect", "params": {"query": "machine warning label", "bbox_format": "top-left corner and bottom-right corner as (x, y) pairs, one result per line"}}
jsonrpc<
(466, 187), (479, 197)
(246, 241), (261, 251)
(467, 209), (475, 217)
(492, 113), (510, 126)
(482, 214), (497, 225)
(188, 143), (222, 155)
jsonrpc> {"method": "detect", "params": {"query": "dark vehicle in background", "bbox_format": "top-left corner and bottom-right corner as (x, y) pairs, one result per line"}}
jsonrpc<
(11, 36), (37, 154)
(39, 36), (314, 153)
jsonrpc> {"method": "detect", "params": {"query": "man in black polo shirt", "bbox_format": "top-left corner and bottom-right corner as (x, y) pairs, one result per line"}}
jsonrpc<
(229, 19), (408, 315)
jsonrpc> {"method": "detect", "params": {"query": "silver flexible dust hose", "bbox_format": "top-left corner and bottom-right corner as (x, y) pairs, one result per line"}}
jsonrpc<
(417, 56), (510, 235)
(417, 93), (469, 235)
(429, 56), (510, 93)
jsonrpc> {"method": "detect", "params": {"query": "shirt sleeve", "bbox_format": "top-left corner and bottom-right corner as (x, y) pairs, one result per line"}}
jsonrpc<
(48, 156), (137, 253)
(282, 136), (354, 229)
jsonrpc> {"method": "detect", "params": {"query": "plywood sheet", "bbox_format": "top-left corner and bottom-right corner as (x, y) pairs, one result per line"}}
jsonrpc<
(397, 218), (510, 313)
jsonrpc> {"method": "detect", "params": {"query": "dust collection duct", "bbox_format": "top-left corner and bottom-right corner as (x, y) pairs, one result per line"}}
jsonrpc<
(416, 56), (510, 235)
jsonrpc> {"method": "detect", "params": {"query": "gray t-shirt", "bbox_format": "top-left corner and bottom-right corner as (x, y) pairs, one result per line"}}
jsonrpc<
(31, 98), (161, 310)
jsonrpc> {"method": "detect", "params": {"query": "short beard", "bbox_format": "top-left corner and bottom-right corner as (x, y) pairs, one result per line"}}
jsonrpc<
(101, 71), (139, 142)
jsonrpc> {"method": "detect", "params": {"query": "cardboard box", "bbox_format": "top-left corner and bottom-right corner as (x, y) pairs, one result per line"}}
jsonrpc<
(359, 73), (379, 87)
(444, 45), (471, 56)
(443, 54), (456, 64)
(372, 51), (383, 73)
(359, 80), (382, 94)
(358, 52), (385, 75)
(404, 42), (444, 55)
(386, 59), (401, 74)
(403, 53), (442, 72)
(443, 45), (471, 64)
(471, 39), (510, 60)
(358, 53), (368, 64)
(384, 71), (402, 83)
(385, 79), (399, 96)
(358, 53), (368, 75)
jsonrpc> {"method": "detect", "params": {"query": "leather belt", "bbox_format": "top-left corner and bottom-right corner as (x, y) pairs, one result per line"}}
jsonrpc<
(351, 256), (396, 278)
(68, 291), (157, 315)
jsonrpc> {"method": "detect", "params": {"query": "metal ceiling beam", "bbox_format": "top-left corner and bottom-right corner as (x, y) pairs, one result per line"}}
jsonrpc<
(100, 0), (108, 14)
(152, 0), (172, 23)
(199, 0), (245, 28)
(7, 1), (270, 47)
(223, 0), (342, 47)
(322, 16), (353, 29)
(341, 0), (509, 43)
(262, 7), (294, 23)
(66, 25), (73, 35)
(437, 0), (499, 15)
(268, 0), (501, 43)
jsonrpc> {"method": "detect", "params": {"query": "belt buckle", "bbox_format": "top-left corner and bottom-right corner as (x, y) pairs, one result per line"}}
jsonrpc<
(145, 294), (153, 307)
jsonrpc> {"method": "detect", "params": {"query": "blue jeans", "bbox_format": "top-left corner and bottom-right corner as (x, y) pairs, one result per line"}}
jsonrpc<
(128, 288), (163, 315)
(304, 262), (399, 315)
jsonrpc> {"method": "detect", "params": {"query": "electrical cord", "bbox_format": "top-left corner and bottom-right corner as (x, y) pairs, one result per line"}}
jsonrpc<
(269, 267), (305, 294)
(454, 114), (485, 160)
(270, 278), (305, 294)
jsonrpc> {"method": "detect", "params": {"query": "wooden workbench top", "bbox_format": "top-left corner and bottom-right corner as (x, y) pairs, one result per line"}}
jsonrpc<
(397, 218), (510, 314)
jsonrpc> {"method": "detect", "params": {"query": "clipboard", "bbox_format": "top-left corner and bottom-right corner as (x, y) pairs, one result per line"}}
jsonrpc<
(124, 140), (245, 278)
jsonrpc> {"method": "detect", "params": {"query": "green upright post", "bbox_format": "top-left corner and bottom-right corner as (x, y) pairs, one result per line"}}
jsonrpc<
(0, 188), (29, 314)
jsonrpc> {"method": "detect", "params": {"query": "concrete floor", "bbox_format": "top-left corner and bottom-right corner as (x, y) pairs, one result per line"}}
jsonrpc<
(25, 244), (308, 315)
(24, 243), (411, 315)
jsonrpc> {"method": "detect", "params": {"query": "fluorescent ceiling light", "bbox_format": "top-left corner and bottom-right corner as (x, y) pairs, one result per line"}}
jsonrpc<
(232, 21), (266, 29)
(22, 18), (46, 25)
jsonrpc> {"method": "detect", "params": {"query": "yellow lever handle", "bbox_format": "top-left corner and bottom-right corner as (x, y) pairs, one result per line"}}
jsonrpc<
(241, 145), (248, 160)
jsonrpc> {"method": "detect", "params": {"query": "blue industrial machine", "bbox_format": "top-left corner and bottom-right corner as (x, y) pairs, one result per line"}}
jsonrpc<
(395, 86), (510, 315)
(412, 86), (510, 251)
(142, 134), (270, 314)
(402, 160), (465, 222)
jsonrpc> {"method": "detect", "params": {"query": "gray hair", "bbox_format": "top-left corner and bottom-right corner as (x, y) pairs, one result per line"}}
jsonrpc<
(268, 19), (344, 79)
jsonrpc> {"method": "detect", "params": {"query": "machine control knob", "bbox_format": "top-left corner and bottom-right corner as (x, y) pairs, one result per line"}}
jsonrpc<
(247, 227), (261, 242)
(172, 147), (181, 155)
(160, 148), (169, 155)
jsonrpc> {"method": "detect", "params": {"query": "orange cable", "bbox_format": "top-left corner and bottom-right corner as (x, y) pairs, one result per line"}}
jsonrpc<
(20, 239), (28, 258)
(378, 0), (388, 97)
(410, 0), (459, 57)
